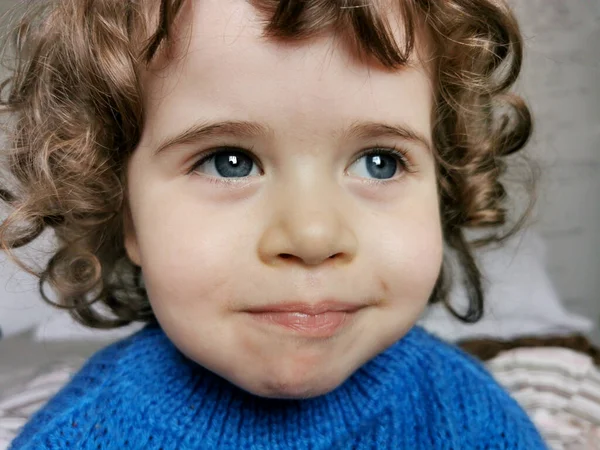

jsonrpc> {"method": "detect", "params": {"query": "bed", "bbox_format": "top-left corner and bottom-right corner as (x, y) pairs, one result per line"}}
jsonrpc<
(0, 334), (103, 446)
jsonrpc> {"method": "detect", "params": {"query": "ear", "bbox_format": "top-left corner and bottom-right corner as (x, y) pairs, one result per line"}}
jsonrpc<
(123, 205), (142, 266)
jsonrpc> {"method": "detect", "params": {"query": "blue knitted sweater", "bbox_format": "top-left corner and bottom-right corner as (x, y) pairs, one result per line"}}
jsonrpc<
(10, 325), (547, 449)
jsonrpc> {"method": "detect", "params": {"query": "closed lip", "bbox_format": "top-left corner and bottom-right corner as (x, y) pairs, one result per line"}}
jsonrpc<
(244, 300), (364, 315)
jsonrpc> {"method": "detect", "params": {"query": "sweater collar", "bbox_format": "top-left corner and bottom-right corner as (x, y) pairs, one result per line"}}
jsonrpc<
(105, 325), (431, 447)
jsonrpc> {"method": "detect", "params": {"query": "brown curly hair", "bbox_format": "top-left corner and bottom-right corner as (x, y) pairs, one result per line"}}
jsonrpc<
(0, 0), (532, 329)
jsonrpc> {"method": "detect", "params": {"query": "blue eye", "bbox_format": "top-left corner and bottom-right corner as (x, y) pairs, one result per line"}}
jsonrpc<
(347, 149), (408, 180)
(190, 149), (260, 178)
(189, 146), (410, 180)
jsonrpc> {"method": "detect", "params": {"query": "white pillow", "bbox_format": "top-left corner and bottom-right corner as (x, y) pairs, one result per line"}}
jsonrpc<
(0, 229), (141, 342)
(0, 230), (56, 338)
(419, 229), (593, 342)
(34, 312), (143, 342)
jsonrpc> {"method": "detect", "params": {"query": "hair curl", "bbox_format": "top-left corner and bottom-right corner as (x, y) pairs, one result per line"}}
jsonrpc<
(0, 0), (532, 328)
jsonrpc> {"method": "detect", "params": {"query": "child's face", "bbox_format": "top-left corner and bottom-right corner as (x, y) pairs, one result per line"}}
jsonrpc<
(125, 1), (442, 399)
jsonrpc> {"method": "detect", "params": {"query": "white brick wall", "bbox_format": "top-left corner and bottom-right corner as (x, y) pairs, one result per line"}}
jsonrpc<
(510, 1), (600, 329)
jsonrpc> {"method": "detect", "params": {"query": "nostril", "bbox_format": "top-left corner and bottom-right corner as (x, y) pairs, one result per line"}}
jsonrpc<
(275, 252), (346, 265)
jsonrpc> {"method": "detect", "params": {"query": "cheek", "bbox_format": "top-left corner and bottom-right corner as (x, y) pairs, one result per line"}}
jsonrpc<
(370, 195), (443, 303)
(131, 194), (253, 310)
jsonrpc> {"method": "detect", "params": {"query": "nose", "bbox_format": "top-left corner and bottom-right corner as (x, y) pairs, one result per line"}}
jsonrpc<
(257, 187), (358, 267)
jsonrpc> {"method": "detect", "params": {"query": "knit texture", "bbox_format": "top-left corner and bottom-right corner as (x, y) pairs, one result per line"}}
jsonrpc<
(10, 325), (548, 449)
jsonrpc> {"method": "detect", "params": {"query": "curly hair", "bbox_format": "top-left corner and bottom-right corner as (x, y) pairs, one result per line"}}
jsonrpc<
(0, 0), (532, 328)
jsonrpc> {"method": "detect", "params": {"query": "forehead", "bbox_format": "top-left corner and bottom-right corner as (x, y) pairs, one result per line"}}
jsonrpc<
(140, 0), (433, 142)
(142, 0), (432, 83)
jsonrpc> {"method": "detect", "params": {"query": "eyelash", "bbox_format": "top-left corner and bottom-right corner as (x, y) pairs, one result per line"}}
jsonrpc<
(353, 145), (413, 175)
(187, 144), (414, 179)
(187, 146), (259, 177)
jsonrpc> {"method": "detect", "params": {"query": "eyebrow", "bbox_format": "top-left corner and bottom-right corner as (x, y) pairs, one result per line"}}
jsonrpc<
(344, 120), (432, 152)
(154, 121), (270, 155)
(154, 119), (432, 155)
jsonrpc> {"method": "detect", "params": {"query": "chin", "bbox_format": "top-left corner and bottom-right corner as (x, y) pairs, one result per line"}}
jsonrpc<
(247, 378), (344, 400)
(234, 365), (352, 400)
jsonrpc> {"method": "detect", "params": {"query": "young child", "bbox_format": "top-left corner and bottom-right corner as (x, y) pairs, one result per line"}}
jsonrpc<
(0, 0), (547, 448)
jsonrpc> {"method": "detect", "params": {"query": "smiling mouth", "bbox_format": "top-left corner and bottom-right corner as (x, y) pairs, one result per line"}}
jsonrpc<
(244, 301), (364, 338)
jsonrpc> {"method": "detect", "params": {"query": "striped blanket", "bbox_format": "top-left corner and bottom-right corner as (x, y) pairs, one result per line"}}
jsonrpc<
(488, 347), (600, 449)
(0, 360), (81, 449)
